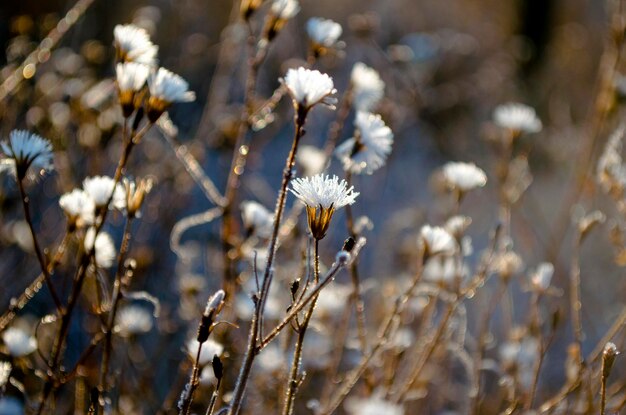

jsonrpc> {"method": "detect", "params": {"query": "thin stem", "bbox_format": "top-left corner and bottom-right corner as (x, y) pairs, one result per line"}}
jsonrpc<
(179, 342), (205, 415)
(323, 85), (354, 162)
(570, 232), (584, 371)
(16, 177), (63, 311)
(205, 377), (222, 415)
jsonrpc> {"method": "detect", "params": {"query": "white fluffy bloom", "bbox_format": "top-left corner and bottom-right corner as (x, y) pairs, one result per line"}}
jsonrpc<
(148, 67), (196, 104)
(0, 361), (10, 387)
(187, 338), (224, 366)
(2, 327), (36, 357)
(307, 17), (342, 47)
(116, 62), (150, 93)
(351, 63), (385, 111)
(297, 145), (327, 175)
(290, 174), (359, 209)
(282, 67), (337, 109)
(271, 0), (300, 19)
(420, 225), (457, 257)
(113, 24), (158, 66)
(241, 201), (274, 238)
(116, 305), (154, 336)
(83, 176), (125, 209)
(59, 188), (95, 226)
(442, 162), (487, 192)
(493, 103), (542, 134)
(84, 228), (116, 268)
(345, 396), (404, 415)
(1, 130), (53, 177)
(530, 262), (554, 292)
(336, 111), (393, 175)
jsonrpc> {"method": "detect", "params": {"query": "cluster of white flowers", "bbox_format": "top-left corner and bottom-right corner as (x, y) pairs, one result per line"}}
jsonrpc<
(1, 130), (54, 179)
(336, 111), (394, 175)
(441, 161), (487, 192)
(283, 67), (337, 110)
(493, 102), (542, 134)
(351, 62), (385, 111)
(2, 327), (36, 357)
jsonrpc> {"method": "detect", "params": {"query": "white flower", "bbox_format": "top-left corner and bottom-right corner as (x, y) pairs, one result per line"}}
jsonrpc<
(423, 256), (459, 284)
(307, 17), (342, 47)
(297, 145), (327, 175)
(419, 225), (457, 257)
(493, 103), (542, 134)
(270, 0), (300, 19)
(336, 111), (393, 175)
(200, 365), (216, 385)
(84, 228), (116, 268)
(83, 176), (125, 209)
(442, 162), (487, 192)
(59, 188), (95, 227)
(0, 361), (10, 387)
(241, 201), (273, 238)
(290, 174), (359, 209)
(350, 63), (385, 111)
(113, 24), (158, 66)
(345, 396), (404, 415)
(116, 305), (153, 336)
(116, 62), (150, 93)
(282, 67), (337, 109)
(530, 262), (554, 292)
(187, 338), (224, 366)
(444, 215), (472, 238)
(1, 130), (53, 178)
(2, 327), (36, 357)
(148, 67), (196, 104)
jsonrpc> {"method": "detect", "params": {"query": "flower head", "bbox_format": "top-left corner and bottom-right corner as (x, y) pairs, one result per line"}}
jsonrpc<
(84, 228), (116, 268)
(335, 111), (393, 175)
(82, 176), (125, 210)
(241, 201), (274, 238)
(493, 103), (542, 134)
(123, 177), (153, 218)
(116, 305), (154, 336)
(419, 225), (457, 258)
(1, 130), (53, 179)
(113, 24), (158, 66)
(351, 63), (385, 111)
(307, 17), (343, 54)
(264, 0), (300, 40)
(282, 67), (336, 110)
(147, 67), (196, 122)
(116, 62), (150, 117)
(2, 327), (36, 357)
(442, 161), (487, 192)
(290, 174), (359, 239)
(529, 262), (554, 292)
(59, 188), (95, 229)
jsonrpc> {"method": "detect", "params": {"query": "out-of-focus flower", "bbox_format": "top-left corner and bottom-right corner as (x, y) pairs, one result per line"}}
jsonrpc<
(84, 228), (116, 268)
(282, 67), (337, 111)
(491, 251), (524, 281)
(241, 201), (273, 239)
(297, 145), (327, 176)
(597, 126), (626, 200)
(147, 67), (196, 122)
(290, 174), (359, 239)
(1, 130), (53, 179)
(83, 176), (125, 210)
(123, 177), (153, 218)
(266, 0), (300, 40)
(240, 0), (263, 20)
(257, 344), (287, 373)
(116, 62), (150, 117)
(307, 17), (343, 55)
(529, 262), (554, 292)
(442, 162), (487, 193)
(59, 189), (95, 229)
(0, 361), (10, 387)
(493, 103), (542, 134)
(335, 111), (393, 175)
(345, 396), (405, 415)
(444, 215), (472, 239)
(113, 24), (158, 66)
(187, 338), (224, 366)
(419, 225), (457, 258)
(351, 63), (385, 112)
(2, 327), (36, 357)
(314, 283), (351, 318)
(116, 305), (154, 336)
(499, 329), (540, 391)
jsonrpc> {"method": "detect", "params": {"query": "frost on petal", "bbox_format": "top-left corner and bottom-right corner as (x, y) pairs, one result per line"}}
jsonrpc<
(336, 112), (393, 175)
(290, 174), (359, 209)
(351, 63), (385, 111)
(441, 162), (487, 192)
(282, 67), (336, 108)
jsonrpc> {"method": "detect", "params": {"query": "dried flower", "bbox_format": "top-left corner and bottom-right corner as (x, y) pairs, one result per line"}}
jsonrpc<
(2, 327), (36, 357)
(351, 62), (385, 111)
(493, 103), (542, 134)
(147, 67), (196, 122)
(442, 162), (487, 192)
(307, 17), (343, 55)
(123, 177), (153, 218)
(83, 176), (125, 210)
(290, 174), (359, 239)
(113, 24), (158, 66)
(1, 130), (53, 179)
(59, 188), (95, 229)
(116, 305), (154, 336)
(241, 201), (274, 238)
(116, 62), (150, 117)
(336, 111), (393, 175)
(282, 67), (337, 111)
(419, 225), (457, 258)
(84, 228), (116, 268)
